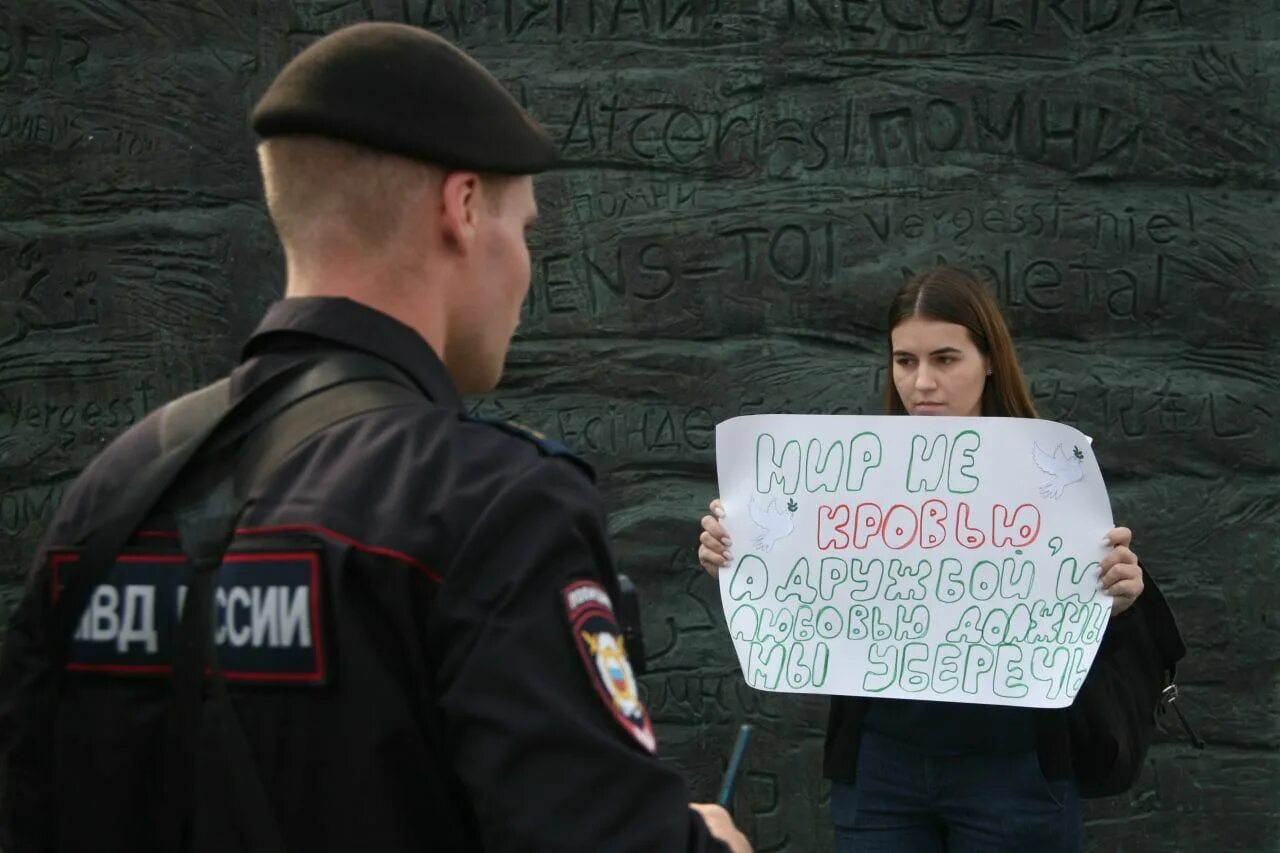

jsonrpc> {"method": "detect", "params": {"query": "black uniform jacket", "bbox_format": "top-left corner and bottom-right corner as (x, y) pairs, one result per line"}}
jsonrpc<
(0, 297), (725, 853)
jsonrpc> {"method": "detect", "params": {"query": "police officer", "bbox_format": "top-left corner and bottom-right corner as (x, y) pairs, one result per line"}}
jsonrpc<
(0, 22), (751, 853)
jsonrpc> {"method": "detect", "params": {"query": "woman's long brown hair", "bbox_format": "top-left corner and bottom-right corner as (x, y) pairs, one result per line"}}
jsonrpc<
(883, 265), (1038, 418)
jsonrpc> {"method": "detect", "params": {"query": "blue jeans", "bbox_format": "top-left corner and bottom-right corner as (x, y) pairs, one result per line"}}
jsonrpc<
(831, 731), (1083, 853)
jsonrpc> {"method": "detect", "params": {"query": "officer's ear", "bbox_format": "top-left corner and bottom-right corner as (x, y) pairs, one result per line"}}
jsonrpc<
(438, 170), (483, 252)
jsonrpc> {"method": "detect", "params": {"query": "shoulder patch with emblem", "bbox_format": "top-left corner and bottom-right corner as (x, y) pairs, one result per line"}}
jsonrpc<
(468, 417), (594, 480)
(562, 579), (656, 753)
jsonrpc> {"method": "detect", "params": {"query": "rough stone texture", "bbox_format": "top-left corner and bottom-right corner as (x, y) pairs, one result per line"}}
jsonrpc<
(1, 1), (1277, 850)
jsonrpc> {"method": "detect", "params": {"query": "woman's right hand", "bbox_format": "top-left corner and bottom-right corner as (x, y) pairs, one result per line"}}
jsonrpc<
(697, 498), (732, 578)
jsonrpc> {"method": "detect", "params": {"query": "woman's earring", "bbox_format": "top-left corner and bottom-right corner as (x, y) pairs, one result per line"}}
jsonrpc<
(986, 369), (993, 376)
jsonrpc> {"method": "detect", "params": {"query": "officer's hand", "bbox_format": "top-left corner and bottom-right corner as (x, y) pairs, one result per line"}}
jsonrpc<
(698, 499), (731, 579)
(689, 803), (752, 853)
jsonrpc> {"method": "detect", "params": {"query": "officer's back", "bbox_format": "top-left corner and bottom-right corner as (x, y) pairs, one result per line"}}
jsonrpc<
(0, 23), (749, 853)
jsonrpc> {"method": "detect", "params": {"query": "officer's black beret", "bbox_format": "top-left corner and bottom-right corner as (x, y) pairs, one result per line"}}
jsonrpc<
(252, 22), (557, 174)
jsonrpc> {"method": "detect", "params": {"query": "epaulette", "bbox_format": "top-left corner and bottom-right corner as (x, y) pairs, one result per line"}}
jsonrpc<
(466, 417), (595, 481)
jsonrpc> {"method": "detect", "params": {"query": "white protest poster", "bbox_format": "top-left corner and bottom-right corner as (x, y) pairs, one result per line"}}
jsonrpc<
(714, 415), (1114, 709)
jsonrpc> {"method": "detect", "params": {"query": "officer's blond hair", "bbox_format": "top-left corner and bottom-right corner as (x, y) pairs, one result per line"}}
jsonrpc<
(258, 138), (516, 260)
(258, 136), (436, 253)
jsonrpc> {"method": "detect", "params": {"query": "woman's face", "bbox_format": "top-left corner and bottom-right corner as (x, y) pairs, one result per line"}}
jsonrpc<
(891, 317), (991, 417)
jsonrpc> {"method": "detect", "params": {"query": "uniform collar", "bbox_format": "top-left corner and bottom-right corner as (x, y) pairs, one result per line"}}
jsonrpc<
(242, 296), (465, 410)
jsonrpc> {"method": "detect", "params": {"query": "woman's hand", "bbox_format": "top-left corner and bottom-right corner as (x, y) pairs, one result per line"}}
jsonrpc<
(697, 498), (732, 579)
(1101, 526), (1144, 615)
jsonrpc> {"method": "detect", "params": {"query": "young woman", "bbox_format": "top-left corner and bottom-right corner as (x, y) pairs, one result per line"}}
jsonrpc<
(697, 265), (1147, 853)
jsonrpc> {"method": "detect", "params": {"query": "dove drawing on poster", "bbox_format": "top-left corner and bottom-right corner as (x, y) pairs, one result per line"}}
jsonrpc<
(1032, 443), (1085, 500)
(748, 496), (794, 551)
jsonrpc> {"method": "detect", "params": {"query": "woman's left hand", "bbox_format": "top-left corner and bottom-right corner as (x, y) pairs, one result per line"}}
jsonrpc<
(1101, 526), (1144, 616)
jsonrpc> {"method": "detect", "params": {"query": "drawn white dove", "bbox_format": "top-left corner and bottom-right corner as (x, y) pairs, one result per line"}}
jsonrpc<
(1031, 443), (1085, 500)
(748, 495), (795, 551)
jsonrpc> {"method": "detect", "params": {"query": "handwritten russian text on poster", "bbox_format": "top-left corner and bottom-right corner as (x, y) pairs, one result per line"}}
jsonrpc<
(715, 415), (1113, 709)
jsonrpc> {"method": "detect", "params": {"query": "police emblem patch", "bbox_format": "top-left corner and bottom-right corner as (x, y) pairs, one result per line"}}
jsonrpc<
(563, 580), (656, 753)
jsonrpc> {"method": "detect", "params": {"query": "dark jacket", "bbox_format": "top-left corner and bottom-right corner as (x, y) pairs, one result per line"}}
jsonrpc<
(0, 297), (725, 853)
(824, 575), (1173, 795)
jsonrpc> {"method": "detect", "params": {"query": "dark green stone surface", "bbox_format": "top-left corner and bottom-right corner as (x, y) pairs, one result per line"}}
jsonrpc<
(0, 1), (1276, 849)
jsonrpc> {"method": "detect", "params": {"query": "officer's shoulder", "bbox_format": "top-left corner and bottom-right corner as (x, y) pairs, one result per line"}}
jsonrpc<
(459, 416), (595, 482)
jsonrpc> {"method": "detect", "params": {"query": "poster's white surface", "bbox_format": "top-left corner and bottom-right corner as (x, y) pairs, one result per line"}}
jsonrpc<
(715, 415), (1113, 708)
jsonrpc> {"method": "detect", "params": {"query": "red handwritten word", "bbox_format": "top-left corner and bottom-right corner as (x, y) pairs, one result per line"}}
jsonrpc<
(818, 501), (1041, 551)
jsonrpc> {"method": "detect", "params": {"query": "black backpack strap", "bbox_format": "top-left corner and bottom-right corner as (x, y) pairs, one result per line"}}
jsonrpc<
(162, 368), (422, 845)
(1138, 571), (1204, 750)
(54, 351), (421, 649)
(54, 356), (317, 651)
(52, 376), (235, 653)
(48, 350), (424, 852)
(161, 370), (423, 853)
(160, 379), (234, 455)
